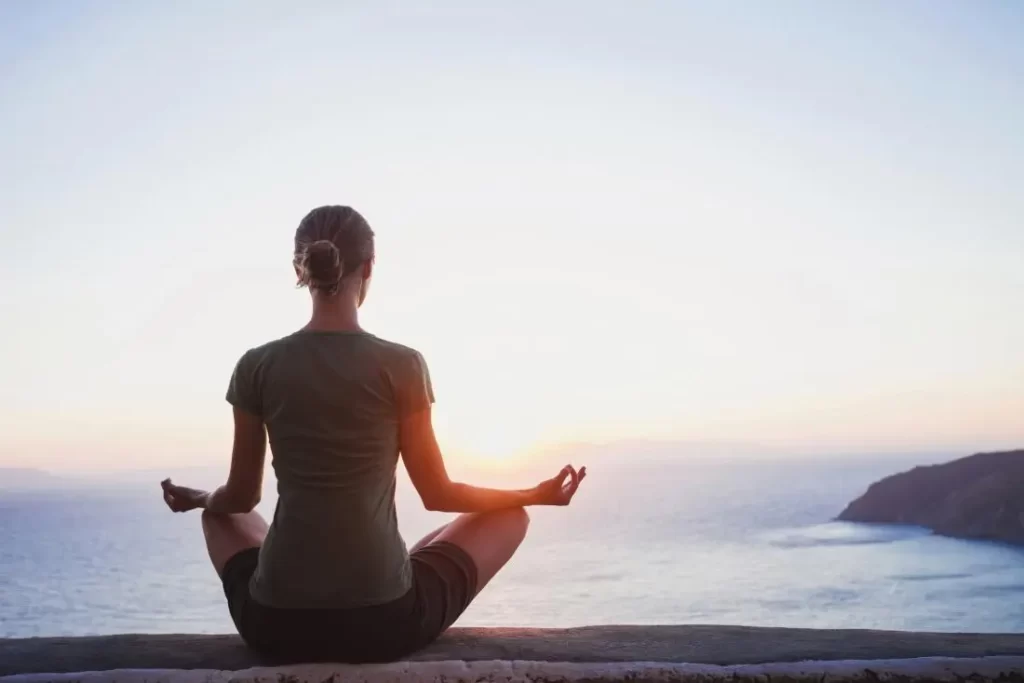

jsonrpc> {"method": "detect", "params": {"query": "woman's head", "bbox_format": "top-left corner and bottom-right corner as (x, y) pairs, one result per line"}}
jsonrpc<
(293, 206), (375, 302)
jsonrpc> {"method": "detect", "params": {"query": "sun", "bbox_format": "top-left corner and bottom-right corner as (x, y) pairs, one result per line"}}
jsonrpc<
(459, 426), (531, 463)
(432, 405), (537, 465)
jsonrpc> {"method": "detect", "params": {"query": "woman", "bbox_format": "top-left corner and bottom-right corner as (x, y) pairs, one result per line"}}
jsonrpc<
(160, 205), (586, 663)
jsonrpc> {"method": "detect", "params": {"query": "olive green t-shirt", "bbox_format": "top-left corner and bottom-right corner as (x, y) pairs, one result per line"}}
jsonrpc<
(225, 330), (434, 609)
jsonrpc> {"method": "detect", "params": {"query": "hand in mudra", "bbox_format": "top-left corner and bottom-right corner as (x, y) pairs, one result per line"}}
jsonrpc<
(533, 465), (587, 506)
(161, 479), (209, 513)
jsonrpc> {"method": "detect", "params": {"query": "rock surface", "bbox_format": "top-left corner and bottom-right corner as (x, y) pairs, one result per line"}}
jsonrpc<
(7, 657), (1024, 683)
(5, 626), (1024, 675)
(838, 449), (1024, 544)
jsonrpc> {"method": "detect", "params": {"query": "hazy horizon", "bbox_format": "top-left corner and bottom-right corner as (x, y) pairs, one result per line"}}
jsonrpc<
(1, 439), (1017, 481)
(2, 1), (1022, 472)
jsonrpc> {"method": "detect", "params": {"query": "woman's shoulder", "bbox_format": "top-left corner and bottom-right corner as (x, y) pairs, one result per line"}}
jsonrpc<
(358, 335), (429, 368)
(238, 334), (293, 358)
(363, 334), (421, 356)
(232, 331), (321, 371)
(229, 336), (287, 375)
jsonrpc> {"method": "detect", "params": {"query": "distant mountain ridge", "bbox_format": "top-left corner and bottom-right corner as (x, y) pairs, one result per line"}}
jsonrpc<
(0, 465), (225, 491)
(838, 449), (1024, 545)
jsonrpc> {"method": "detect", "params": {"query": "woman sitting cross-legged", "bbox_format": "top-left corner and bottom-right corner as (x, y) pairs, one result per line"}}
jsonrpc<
(160, 204), (586, 663)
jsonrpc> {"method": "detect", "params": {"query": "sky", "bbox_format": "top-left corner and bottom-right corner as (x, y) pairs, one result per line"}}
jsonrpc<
(1, 1), (1022, 472)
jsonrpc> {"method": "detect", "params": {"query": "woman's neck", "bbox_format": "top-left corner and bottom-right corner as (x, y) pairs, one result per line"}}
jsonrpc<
(304, 294), (363, 333)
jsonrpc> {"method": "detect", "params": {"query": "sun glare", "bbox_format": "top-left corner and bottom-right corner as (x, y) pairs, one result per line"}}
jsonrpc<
(431, 405), (538, 465)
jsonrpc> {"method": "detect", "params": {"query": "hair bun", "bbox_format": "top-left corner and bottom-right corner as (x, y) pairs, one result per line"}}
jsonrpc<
(293, 205), (375, 296)
(298, 239), (344, 293)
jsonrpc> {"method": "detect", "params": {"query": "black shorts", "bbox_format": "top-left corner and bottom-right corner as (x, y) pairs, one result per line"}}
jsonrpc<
(220, 542), (478, 663)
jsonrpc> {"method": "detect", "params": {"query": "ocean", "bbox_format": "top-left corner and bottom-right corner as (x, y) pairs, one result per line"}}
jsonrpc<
(3, 452), (1024, 638)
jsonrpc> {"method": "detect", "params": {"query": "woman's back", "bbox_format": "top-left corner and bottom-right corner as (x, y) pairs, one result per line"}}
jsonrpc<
(160, 204), (584, 662)
(228, 330), (434, 608)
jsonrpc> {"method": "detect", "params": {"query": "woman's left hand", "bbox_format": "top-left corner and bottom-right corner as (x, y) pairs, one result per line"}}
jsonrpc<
(531, 465), (587, 506)
(161, 479), (209, 513)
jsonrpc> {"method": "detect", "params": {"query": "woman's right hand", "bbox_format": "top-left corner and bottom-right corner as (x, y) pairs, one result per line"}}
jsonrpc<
(531, 465), (587, 506)
(161, 479), (210, 513)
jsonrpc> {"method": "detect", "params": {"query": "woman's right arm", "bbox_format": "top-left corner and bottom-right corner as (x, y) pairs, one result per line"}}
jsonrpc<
(399, 408), (586, 513)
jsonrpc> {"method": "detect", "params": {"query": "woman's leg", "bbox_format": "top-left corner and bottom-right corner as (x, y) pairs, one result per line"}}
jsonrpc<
(201, 509), (269, 576)
(410, 522), (450, 553)
(429, 508), (529, 594)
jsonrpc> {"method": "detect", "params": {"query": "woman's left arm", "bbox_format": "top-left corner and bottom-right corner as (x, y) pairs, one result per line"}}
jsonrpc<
(161, 406), (267, 514)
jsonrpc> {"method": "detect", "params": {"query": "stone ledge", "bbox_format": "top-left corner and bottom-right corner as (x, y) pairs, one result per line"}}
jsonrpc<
(4, 658), (1024, 683)
(4, 627), (1024, 679)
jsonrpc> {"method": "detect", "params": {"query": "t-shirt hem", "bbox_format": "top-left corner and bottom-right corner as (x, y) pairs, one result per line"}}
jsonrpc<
(249, 572), (414, 610)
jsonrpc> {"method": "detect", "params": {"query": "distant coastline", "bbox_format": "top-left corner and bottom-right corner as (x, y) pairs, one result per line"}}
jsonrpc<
(0, 466), (225, 492)
(838, 449), (1024, 546)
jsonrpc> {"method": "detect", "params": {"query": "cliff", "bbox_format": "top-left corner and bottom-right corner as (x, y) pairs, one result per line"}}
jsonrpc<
(838, 449), (1024, 544)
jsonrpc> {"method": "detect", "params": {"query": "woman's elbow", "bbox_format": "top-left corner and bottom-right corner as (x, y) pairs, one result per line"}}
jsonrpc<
(228, 490), (261, 514)
(415, 478), (456, 512)
(421, 488), (454, 512)
(422, 495), (448, 512)
(245, 491), (262, 512)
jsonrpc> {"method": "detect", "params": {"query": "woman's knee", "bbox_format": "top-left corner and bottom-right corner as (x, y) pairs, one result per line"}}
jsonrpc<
(200, 509), (268, 575)
(201, 508), (232, 535)
(441, 507), (530, 591)
(502, 506), (529, 537)
(201, 508), (221, 524)
(201, 509), (230, 547)
(474, 506), (529, 538)
(438, 506), (529, 549)
(201, 509), (268, 548)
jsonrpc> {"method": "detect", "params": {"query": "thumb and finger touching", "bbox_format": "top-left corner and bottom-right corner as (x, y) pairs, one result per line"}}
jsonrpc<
(160, 478), (200, 512)
(545, 464), (587, 504)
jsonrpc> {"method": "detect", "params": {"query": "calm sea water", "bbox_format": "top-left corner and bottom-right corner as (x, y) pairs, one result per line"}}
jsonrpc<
(3, 453), (1024, 638)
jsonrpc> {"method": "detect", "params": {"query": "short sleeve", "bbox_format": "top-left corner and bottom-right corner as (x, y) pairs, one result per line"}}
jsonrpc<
(395, 350), (435, 417)
(225, 350), (262, 417)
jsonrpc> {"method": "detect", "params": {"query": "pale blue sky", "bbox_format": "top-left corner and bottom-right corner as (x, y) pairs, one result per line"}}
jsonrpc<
(1, 1), (1022, 470)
